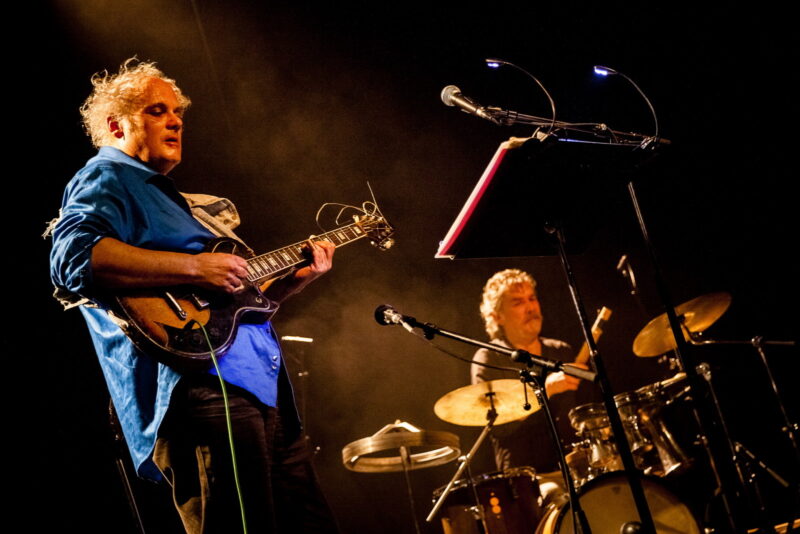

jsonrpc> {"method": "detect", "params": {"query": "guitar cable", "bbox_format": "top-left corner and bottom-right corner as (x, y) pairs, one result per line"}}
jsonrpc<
(193, 320), (249, 534)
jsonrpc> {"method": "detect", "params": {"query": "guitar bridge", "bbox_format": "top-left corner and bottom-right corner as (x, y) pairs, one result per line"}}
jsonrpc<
(163, 291), (187, 320)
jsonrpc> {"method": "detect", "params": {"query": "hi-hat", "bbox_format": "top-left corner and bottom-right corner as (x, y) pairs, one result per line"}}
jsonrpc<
(633, 292), (732, 357)
(434, 379), (539, 426)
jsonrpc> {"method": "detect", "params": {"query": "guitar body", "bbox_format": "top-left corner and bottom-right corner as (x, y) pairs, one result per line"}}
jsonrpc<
(111, 237), (280, 371)
(108, 212), (394, 371)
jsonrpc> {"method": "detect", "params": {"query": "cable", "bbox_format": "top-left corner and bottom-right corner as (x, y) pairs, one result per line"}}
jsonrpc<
(196, 321), (249, 534)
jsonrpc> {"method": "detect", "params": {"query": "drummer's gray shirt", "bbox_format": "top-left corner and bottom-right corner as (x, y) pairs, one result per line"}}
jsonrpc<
(471, 337), (597, 473)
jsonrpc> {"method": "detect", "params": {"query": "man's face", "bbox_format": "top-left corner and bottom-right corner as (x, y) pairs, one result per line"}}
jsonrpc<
(495, 282), (543, 342)
(116, 78), (184, 174)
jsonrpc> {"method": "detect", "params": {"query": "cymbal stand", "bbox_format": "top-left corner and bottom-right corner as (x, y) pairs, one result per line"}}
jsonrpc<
(697, 363), (776, 534)
(686, 333), (798, 465)
(519, 367), (591, 534)
(427, 403), (497, 532)
(398, 444), (423, 534)
(689, 333), (798, 533)
(548, 224), (657, 534)
(626, 178), (742, 532)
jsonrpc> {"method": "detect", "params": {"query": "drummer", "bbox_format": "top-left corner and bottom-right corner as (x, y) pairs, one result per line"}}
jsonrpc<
(470, 269), (595, 496)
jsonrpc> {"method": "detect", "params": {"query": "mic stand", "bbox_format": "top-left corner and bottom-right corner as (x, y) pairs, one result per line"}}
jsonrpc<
(401, 316), (597, 383)
(547, 224), (657, 534)
(519, 367), (591, 534)
(427, 406), (496, 532)
(109, 400), (147, 534)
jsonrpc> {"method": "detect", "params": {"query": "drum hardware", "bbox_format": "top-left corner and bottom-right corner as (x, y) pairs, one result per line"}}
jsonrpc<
(518, 367), (593, 534)
(697, 362), (797, 534)
(342, 420), (461, 534)
(629, 288), (776, 532)
(687, 336), (798, 464)
(670, 329), (798, 533)
(428, 393), (499, 531)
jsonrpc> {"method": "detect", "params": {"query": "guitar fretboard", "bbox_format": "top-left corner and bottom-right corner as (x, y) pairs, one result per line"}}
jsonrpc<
(245, 222), (366, 282)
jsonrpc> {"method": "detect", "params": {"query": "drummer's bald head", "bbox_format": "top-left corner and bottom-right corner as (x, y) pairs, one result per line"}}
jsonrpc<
(480, 269), (536, 340)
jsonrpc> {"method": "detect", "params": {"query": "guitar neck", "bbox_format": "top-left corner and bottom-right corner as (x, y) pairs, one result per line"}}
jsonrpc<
(245, 222), (367, 283)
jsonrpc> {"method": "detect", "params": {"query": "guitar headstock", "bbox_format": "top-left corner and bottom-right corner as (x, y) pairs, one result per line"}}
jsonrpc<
(354, 213), (395, 251)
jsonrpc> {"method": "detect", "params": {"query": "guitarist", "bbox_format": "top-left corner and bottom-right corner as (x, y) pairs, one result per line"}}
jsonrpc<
(49, 59), (338, 533)
(470, 269), (596, 495)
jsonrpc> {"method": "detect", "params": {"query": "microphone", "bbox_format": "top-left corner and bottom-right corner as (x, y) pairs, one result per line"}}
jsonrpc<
(616, 254), (639, 296)
(374, 304), (417, 332)
(440, 85), (500, 124)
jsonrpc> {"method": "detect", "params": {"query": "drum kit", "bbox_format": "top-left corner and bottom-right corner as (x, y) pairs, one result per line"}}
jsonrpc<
(348, 292), (797, 534)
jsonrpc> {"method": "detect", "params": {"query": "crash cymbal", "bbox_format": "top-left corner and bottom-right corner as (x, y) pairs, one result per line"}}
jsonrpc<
(434, 379), (539, 426)
(633, 292), (732, 357)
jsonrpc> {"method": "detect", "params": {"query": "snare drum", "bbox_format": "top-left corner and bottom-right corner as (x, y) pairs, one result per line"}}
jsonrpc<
(535, 472), (700, 534)
(432, 467), (543, 534)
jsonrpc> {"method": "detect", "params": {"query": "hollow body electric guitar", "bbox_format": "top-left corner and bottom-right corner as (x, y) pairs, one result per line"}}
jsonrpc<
(110, 214), (394, 371)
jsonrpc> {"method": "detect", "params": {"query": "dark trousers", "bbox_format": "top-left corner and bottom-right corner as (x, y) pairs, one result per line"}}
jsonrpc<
(153, 376), (339, 534)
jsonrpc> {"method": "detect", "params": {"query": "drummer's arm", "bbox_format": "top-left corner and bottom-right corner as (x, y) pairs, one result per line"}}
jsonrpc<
(545, 371), (582, 396)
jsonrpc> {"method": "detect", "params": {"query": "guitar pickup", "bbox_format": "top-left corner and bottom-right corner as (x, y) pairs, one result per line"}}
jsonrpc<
(189, 294), (210, 310)
(163, 291), (187, 320)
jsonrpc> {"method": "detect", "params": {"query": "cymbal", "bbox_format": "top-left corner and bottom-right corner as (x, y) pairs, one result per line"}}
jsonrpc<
(434, 379), (540, 426)
(633, 292), (732, 357)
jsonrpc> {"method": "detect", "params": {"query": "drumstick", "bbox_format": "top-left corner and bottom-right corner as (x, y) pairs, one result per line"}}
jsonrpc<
(574, 306), (612, 366)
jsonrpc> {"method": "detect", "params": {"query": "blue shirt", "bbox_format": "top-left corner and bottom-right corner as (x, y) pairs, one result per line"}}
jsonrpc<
(50, 147), (286, 479)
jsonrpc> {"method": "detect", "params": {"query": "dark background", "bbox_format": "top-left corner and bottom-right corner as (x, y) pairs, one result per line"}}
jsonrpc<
(18, 2), (797, 532)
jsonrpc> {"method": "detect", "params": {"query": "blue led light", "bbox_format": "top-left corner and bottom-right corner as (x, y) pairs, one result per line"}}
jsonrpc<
(594, 66), (610, 76)
(486, 61), (501, 69)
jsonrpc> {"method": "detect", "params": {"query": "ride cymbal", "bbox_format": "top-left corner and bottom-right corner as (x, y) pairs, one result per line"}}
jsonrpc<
(633, 292), (732, 357)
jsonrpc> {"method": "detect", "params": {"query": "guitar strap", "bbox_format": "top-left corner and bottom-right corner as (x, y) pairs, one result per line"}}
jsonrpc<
(181, 193), (255, 256)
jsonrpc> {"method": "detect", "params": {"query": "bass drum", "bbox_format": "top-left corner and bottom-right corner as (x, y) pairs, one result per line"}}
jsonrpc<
(536, 473), (700, 534)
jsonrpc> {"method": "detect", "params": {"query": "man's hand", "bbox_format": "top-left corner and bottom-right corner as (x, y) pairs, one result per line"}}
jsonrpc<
(293, 240), (335, 284)
(261, 239), (335, 303)
(189, 252), (250, 294)
(544, 362), (587, 397)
